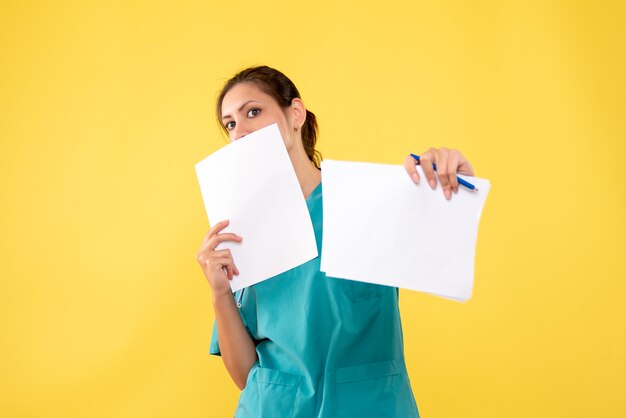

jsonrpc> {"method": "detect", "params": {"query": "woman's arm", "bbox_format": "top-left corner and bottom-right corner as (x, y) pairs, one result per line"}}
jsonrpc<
(197, 220), (258, 390)
(212, 292), (258, 390)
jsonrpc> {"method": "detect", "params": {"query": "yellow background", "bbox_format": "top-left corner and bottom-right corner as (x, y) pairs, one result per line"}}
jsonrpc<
(1, 1), (624, 417)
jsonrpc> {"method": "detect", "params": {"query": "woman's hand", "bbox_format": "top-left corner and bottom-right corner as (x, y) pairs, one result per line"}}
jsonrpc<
(404, 147), (475, 200)
(196, 220), (243, 298)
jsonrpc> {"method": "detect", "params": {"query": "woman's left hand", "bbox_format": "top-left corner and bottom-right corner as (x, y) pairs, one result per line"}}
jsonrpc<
(403, 147), (475, 200)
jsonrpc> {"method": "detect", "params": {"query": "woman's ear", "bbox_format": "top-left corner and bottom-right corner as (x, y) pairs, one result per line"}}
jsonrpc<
(290, 98), (306, 130)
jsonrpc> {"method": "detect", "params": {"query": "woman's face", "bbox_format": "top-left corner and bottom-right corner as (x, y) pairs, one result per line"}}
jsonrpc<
(220, 82), (295, 148)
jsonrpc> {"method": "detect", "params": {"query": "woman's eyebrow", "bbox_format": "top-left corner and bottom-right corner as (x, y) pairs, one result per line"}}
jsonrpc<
(221, 99), (262, 121)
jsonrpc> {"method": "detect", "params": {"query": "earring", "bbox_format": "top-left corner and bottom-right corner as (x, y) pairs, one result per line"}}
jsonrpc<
(293, 126), (298, 132)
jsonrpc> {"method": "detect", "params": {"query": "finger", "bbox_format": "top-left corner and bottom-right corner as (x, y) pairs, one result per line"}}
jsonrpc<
(198, 238), (216, 255)
(199, 232), (242, 254)
(457, 153), (474, 176)
(446, 149), (461, 194)
(211, 248), (234, 259)
(207, 219), (231, 238)
(460, 161), (474, 176)
(404, 155), (420, 184)
(198, 247), (234, 267)
(199, 220), (230, 250)
(206, 256), (237, 273)
(435, 148), (452, 200)
(419, 148), (438, 189)
(205, 249), (237, 273)
(198, 236), (241, 272)
(206, 233), (243, 252)
(205, 249), (239, 280)
(201, 230), (212, 246)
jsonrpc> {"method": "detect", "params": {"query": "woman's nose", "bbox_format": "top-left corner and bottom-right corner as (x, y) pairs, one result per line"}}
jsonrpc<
(232, 123), (251, 141)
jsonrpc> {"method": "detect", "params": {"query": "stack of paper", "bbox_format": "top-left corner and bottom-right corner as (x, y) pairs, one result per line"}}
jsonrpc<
(320, 160), (491, 302)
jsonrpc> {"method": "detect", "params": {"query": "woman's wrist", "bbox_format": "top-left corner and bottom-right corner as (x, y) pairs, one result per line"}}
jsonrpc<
(212, 290), (235, 307)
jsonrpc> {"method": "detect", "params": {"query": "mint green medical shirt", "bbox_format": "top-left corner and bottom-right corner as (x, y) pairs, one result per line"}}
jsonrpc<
(210, 183), (419, 418)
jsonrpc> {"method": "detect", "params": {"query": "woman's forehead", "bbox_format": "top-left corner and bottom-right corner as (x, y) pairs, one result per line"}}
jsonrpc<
(222, 82), (272, 107)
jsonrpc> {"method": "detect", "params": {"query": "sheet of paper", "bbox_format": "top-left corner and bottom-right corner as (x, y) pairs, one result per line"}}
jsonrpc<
(195, 124), (318, 292)
(320, 160), (490, 302)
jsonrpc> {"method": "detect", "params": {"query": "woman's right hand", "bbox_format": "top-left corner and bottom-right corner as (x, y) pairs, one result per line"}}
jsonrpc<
(196, 220), (243, 298)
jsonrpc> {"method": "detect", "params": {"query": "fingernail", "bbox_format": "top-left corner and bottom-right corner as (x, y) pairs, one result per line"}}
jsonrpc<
(412, 173), (420, 184)
(429, 179), (437, 189)
(445, 190), (451, 200)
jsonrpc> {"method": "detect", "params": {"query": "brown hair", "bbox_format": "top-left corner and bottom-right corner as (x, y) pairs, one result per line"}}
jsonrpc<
(216, 66), (322, 168)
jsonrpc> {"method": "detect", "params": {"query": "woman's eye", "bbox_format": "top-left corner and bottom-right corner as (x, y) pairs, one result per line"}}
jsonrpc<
(247, 108), (261, 117)
(225, 121), (235, 130)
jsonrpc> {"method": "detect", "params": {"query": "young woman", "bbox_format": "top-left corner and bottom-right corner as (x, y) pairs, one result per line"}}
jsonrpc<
(196, 66), (474, 417)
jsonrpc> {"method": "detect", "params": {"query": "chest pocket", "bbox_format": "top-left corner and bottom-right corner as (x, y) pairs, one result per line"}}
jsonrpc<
(333, 277), (389, 303)
(235, 365), (302, 418)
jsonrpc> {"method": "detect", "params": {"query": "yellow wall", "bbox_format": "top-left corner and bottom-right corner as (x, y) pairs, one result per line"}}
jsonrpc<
(1, 1), (624, 417)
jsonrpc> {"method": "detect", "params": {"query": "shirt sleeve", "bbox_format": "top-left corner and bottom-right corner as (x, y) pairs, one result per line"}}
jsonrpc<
(209, 320), (221, 356)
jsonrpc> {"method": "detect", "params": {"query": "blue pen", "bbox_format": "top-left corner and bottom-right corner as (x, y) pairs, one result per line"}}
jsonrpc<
(410, 153), (479, 191)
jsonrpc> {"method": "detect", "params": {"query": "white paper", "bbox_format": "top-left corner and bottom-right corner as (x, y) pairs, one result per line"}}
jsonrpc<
(195, 124), (318, 292)
(320, 160), (490, 302)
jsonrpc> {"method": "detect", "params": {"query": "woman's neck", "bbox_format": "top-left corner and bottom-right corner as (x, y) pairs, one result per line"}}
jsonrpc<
(289, 149), (321, 199)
